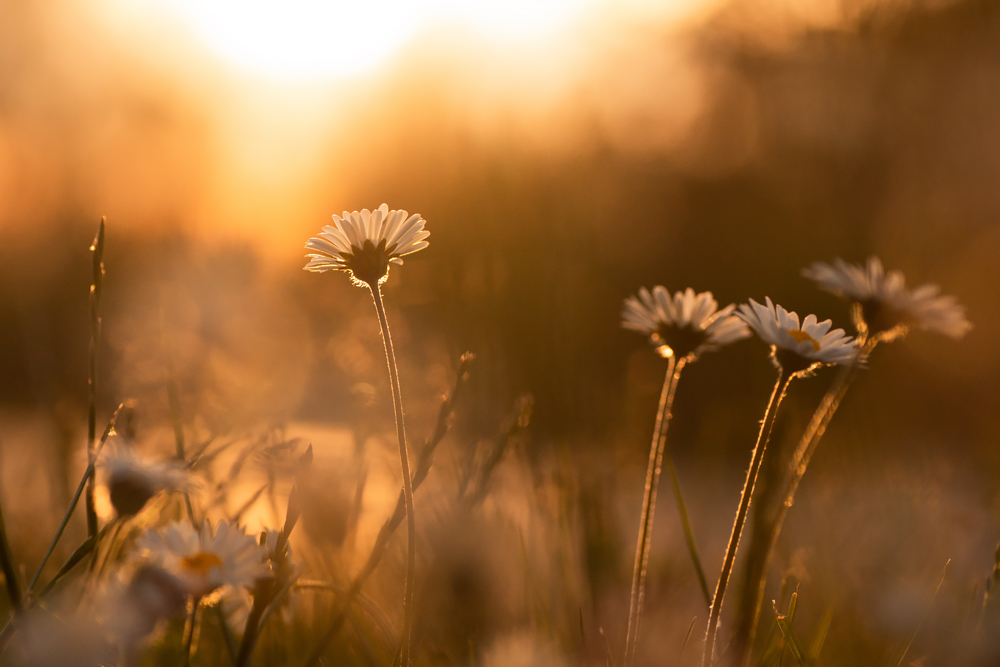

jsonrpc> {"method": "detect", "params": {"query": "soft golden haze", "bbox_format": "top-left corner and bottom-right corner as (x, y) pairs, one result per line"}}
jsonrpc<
(0, 0), (999, 665)
(115, 0), (606, 80)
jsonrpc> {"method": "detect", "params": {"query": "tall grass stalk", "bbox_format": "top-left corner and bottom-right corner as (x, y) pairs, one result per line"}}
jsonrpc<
(302, 354), (473, 667)
(703, 367), (793, 667)
(737, 339), (873, 666)
(28, 403), (124, 594)
(664, 447), (712, 608)
(85, 218), (106, 539)
(626, 354), (707, 665)
(0, 406), (124, 654)
(368, 281), (416, 667)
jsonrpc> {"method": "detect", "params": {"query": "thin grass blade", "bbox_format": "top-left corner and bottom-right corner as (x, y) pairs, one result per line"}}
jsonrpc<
(773, 595), (807, 667)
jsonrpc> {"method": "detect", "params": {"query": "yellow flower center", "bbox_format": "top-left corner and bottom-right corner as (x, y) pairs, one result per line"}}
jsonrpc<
(181, 552), (223, 575)
(788, 329), (820, 352)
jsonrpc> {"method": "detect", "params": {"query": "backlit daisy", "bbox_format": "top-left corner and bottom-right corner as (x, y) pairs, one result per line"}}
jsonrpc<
(304, 202), (427, 666)
(802, 256), (971, 341)
(136, 521), (268, 599)
(737, 297), (857, 373)
(622, 286), (749, 360)
(100, 445), (193, 517)
(304, 203), (429, 286)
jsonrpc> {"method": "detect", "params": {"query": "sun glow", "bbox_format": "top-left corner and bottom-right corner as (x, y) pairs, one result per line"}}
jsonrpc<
(122, 0), (594, 80)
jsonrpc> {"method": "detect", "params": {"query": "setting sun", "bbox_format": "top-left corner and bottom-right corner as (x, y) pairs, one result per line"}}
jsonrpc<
(121, 0), (594, 79)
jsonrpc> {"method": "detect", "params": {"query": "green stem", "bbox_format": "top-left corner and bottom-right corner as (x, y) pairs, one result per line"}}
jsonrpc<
(703, 367), (792, 667)
(664, 450), (712, 608)
(215, 606), (237, 664)
(27, 403), (124, 594)
(236, 448), (311, 667)
(369, 282), (416, 667)
(738, 340), (872, 667)
(624, 355), (679, 666)
(300, 355), (473, 667)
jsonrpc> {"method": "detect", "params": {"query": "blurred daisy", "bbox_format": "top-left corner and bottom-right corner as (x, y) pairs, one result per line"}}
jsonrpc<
(136, 521), (268, 599)
(737, 297), (857, 373)
(802, 256), (971, 341)
(304, 203), (429, 286)
(100, 445), (193, 517)
(102, 565), (188, 645)
(622, 286), (750, 360)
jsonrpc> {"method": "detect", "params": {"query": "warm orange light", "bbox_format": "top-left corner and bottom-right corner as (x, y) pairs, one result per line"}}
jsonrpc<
(116, 0), (596, 80)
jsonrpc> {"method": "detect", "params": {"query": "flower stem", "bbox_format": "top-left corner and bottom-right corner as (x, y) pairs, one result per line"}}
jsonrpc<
(369, 282), (416, 667)
(703, 367), (792, 667)
(85, 218), (105, 539)
(624, 355), (683, 666)
(182, 597), (201, 667)
(737, 342), (872, 666)
(301, 354), (473, 667)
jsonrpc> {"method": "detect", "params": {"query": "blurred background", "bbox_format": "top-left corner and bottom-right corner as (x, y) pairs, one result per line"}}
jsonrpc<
(1, 0), (1000, 663)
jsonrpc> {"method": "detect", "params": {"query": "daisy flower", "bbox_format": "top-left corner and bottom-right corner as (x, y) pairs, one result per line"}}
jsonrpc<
(304, 203), (429, 286)
(802, 256), (971, 341)
(304, 203), (426, 667)
(100, 445), (193, 517)
(102, 564), (188, 644)
(621, 286), (750, 360)
(737, 297), (858, 373)
(136, 521), (268, 599)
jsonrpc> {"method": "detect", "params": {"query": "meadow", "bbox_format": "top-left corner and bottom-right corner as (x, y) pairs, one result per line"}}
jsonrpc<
(0, 0), (999, 665)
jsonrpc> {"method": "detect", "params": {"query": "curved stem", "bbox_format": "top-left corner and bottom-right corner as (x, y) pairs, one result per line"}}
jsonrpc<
(300, 355), (473, 667)
(27, 403), (124, 595)
(624, 355), (686, 665)
(665, 449), (712, 609)
(703, 367), (792, 667)
(369, 282), (416, 667)
(738, 341), (873, 666)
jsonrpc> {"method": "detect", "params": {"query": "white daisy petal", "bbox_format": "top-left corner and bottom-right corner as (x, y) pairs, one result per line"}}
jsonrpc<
(136, 521), (269, 599)
(380, 210), (404, 243)
(304, 205), (429, 284)
(319, 225), (353, 251)
(737, 297), (857, 368)
(100, 445), (195, 518)
(804, 256), (970, 340)
(622, 286), (749, 359)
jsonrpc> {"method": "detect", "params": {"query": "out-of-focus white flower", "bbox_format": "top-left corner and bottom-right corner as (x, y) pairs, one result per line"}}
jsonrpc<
(136, 521), (268, 599)
(100, 445), (193, 517)
(621, 286), (750, 360)
(803, 256), (971, 341)
(102, 565), (188, 646)
(737, 297), (858, 371)
(221, 529), (297, 633)
(304, 203), (429, 286)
